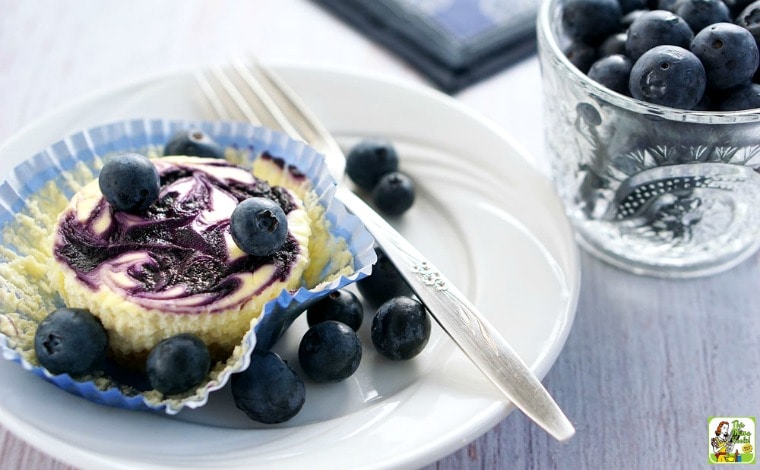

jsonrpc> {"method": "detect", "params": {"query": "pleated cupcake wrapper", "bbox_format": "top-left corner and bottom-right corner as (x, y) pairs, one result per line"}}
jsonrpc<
(0, 119), (376, 414)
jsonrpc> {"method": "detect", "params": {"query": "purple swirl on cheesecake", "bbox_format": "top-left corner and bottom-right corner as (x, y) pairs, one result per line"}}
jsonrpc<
(52, 157), (307, 312)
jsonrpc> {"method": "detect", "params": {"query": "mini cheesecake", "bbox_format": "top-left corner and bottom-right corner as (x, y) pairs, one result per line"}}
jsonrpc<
(49, 156), (313, 366)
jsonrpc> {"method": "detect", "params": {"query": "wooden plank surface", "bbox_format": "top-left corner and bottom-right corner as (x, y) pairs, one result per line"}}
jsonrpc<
(1, 0), (757, 469)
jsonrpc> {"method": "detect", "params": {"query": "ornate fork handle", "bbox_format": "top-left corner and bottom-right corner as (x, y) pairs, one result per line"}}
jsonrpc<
(335, 186), (575, 441)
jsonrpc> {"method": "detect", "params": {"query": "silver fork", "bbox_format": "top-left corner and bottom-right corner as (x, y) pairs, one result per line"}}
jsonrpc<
(196, 59), (575, 442)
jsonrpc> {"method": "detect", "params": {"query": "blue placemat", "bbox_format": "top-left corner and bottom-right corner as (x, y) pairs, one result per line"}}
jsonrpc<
(311, 0), (539, 93)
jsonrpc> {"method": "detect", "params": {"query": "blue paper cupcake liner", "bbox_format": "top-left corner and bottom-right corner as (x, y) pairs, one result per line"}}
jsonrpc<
(0, 119), (376, 414)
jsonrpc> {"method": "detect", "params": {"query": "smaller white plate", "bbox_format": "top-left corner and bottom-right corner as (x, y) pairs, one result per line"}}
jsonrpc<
(0, 63), (580, 469)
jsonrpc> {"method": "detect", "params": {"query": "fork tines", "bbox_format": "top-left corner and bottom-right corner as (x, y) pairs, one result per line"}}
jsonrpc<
(197, 59), (348, 181)
(196, 60), (306, 141)
(197, 61), (296, 137)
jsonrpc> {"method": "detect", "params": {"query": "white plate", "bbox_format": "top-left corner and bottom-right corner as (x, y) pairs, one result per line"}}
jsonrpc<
(0, 63), (580, 469)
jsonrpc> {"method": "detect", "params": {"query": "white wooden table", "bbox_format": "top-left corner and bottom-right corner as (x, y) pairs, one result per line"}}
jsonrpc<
(1, 0), (758, 468)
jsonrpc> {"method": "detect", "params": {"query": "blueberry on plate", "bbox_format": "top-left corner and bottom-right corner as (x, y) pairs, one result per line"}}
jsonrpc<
(230, 197), (288, 256)
(629, 45), (706, 109)
(345, 140), (399, 191)
(146, 333), (211, 395)
(371, 296), (431, 361)
(98, 153), (160, 212)
(371, 171), (416, 216)
(298, 321), (362, 383)
(625, 10), (694, 61)
(34, 308), (108, 377)
(561, 0), (622, 45)
(231, 350), (305, 424)
(691, 23), (759, 91)
(588, 54), (634, 95)
(307, 289), (364, 331)
(164, 129), (224, 159)
(357, 248), (413, 305)
(673, 0), (731, 34)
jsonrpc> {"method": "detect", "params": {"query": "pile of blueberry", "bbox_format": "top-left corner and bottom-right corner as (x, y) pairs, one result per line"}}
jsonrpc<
(345, 140), (416, 216)
(232, 257), (431, 424)
(560, 0), (760, 110)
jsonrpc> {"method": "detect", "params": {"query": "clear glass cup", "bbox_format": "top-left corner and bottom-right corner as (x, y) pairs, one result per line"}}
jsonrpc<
(537, 0), (760, 278)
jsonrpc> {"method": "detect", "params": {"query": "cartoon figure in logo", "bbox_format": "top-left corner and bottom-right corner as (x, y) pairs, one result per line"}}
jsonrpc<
(712, 421), (736, 462)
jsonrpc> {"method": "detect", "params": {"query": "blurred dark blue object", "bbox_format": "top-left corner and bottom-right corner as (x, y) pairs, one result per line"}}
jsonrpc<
(311, 0), (539, 93)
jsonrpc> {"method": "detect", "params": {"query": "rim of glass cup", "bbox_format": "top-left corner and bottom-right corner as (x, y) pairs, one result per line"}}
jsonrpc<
(538, 0), (760, 124)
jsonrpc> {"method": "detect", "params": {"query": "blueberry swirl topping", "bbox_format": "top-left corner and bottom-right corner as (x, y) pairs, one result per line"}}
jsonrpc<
(53, 157), (307, 312)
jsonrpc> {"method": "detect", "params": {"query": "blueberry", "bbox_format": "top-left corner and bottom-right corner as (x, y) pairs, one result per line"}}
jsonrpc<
(98, 153), (160, 212)
(298, 321), (362, 383)
(621, 9), (649, 28)
(164, 129), (224, 159)
(715, 82), (760, 110)
(691, 23), (759, 90)
(588, 54), (634, 95)
(357, 248), (413, 305)
(561, 0), (623, 45)
(307, 290), (364, 331)
(673, 0), (731, 33)
(230, 197), (288, 256)
(626, 10), (694, 61)
(371, 296), (431, 361)
(34, 308), (108, 377)
(620, 0), (649, 13)
(692, 91), (716, 110)
(231, 350), (305, 424)
(371, 171), (416, 216)
(599, 33), (629, 57)
(345, 140), (399, 190)
(563, 41), (598, 73)
(736, 0), (760, 50)
(629, 45), (706, 109)
(146, 333), (211, 395)
(734, 0), (760, 48)
(724, 0), (756, 16)
(656, 0), (681, 11)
